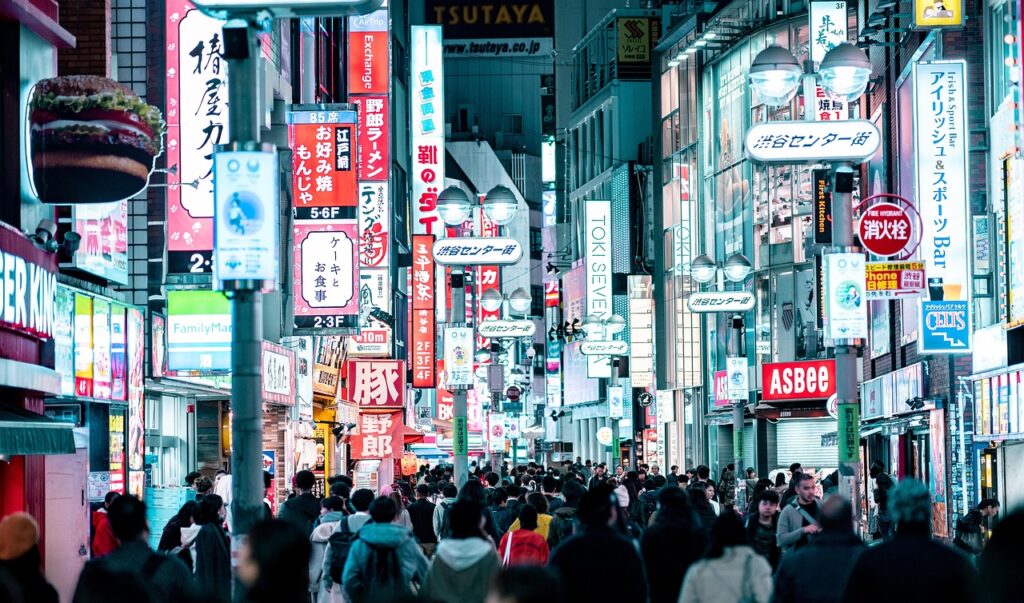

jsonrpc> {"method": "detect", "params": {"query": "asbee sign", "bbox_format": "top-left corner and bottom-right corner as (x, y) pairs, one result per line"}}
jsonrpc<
(762, 359), (837, 402)
(745, 120), (881, 164)
(688, 291), (756, 313)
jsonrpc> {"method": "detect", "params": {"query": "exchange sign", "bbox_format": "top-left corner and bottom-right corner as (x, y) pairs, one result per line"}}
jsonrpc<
(687, 291), (756, 313)
(477, 320), (536, 338)
(744, 120), (881, 164)
(858, 203), (914, 257)
(432, 238), (523, 265)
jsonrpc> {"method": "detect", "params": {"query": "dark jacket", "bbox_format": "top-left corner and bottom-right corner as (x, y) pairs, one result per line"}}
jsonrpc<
(692, 503), (718, 540)
(408, 498), (437, 544)
(73, 540), (195, 603)
(841, 527), (979, 603)
(490, 504), (517, 536)
(546, 494), (564, 513)
(157, 516), (184, 553)
(2, 552), (57, 603)
(550, 525), (647, 603)
(746, 512), (781, 571)
(194, 523), (232, 603)
(546, 505), (579, 549)
(641, 513), (706, 603)
(278, 492), (321, 537)
(774, 530), (865, 603)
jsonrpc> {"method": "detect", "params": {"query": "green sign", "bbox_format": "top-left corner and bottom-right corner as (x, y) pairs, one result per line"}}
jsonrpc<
(733, 428), (743, 460)
(453, 416), (468, 456)
(838, 403), (860, 463)
(611, 432), (621, 464)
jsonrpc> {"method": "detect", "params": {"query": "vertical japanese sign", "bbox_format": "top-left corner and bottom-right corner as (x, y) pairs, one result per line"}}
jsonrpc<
(344, 360), (405, 409)
(808, 1), (847, 64)
(476, 210), (501, 350)
(289, 108), (360, 333)
(585, 199), (613, 378)
(914, 61), (971, 353)
(412, 234), (436, 388)
(411, 26), (445, 235)
(813, 169), (833, 244)
(357, 181), (391, 315)
(628, 275), (654, 388)
(166, 0), (227, 274)
(127, 308), (145, 488)
(351, 410), (403, 460)
(353, 95), (390, 181)
(813, 87), (848, 121)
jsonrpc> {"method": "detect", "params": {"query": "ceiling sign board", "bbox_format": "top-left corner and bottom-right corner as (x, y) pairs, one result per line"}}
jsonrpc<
(579, 341), (629, 356)
(687, 291), (756, 313)
(477, 320), (537, 338)
(191, 0), (382, 18)
(432, 238), (523, 266)
(744, 120), (881, 164)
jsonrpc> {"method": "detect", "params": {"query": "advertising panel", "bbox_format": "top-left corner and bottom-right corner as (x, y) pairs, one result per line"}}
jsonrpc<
(261, 341), (295, 405)
(109, 407), (126, 494)
(288, 109), (358, 211)
(292, 221), (360, 332)
(823, 252), (867, 340)
(628, 275), (654, 388)
(347, 16), (389, 94)
(762, 359), (837, 401)
(425, 0), (554, 58)
(411, 26), (445, 235)
(713, 371), (730, 408)
(351, 410), (402, 460)
(444, 326), (475, 389)
(127, 308), (145, 475)
(609, 385), (624, 420)
(726, 357), (749, 400)
(344, 360), (405, 409)
(212, 150), (279, 283)
(357, 182), (390, 268)
(93, 299), (112, 399)
(166, 290), (232, 372)
(347, 328), (392, 357)
(412, 310), (436, 387)
(312, 336), (344, 402)
(110, 306), (127, 401)
(74, 294), (94, 397)
(616, 17), (654, 63)
(865, 261), (926, 299)
(353, 95), (389, 181)
(585, 199), (613, 378)
(813, 169), (833, 244)
(808, 0), (847, 63)
(914, 0), (963, 28)
(55, 286), (75, 396)
(72, 201), (128, 284)
(166, 0), (227, 273)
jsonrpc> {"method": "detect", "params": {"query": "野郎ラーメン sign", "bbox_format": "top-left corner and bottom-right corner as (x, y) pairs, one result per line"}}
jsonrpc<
(166, 290), (232, 372)
(432, 238), (523, 265)
(411, 26), (445, 235)
(351, 410), (403, 460)
(808, 1), (847, 63)
(288, 109), (358, 213)
(213, 150), (279, 284)
(261, 341), (295, 405)
(353, 95), (389, 181)
(865, 261), (926, 299)
(345, 360), (405, 409)
(823, 252), (868, 340)
(744, 120), (881, 164)
(292, 221), (360, 332)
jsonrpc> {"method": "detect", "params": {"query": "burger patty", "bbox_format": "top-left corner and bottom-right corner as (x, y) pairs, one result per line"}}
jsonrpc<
(31, 126), (159, 164)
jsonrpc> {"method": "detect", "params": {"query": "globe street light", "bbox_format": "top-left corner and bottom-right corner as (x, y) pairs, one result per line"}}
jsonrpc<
(437, 186), (473, 226)
(483, 185), (518, 226)
(509, 287), (532, 314)
(581, 314), (605, 339)
(606, 314), (626, 335)
(690, 254), (718, 284)
(818, 43), (873, 102)
(723, 253), (753, 282)
(480, 288), (504, 313)
(748, 45), (802, 107)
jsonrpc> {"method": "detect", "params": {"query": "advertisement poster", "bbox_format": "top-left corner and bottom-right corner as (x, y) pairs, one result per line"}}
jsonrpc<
(55, 286), (75, 396)
(292, 221), (360, 331)
(165, 0), (227, 274)
(151, 314), (166, 378)
(808, 0), (847, 63)
(345, 360), (405, 409)
(312, 336), (344, 402)
(865, 261), (926, 299)
(212, 150), (279, 283)
(443, 326), (474, 389)
(92, 299), (112, 399)
(109, 407), (126, 495)
(823, 252), (867, 340)
(914, 0), (963, 28)
(357, 182), (390, 269)
(411, 25), (445, 235)
(261, 341), (295, 406)
(110, 305), (127, 401)
(287, 109), (358, 211)
(166, 290), (232, 372)
(72, 200), (128, 284)
(127, 308), (145, 472)
(74, 294), (94, 397)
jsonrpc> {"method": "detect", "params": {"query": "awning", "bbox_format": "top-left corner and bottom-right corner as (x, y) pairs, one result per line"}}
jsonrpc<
(409, 444), (450, 459)
(0, 406), (75, 455)
(521, 423), (545, 439)
(401, 425), (426, 445)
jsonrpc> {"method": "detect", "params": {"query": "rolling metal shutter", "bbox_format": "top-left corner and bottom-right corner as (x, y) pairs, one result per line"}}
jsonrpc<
(776, 418), (838, 470)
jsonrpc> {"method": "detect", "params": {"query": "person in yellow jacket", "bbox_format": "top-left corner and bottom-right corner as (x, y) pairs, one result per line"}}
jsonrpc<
(507, 493), (552, 539)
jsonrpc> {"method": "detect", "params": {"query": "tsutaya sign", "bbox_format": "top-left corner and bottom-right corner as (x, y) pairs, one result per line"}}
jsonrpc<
(477, 320), (536, 338)
(745, 120), (881, 164)
(580, 340), (629, 356)
(432, 238), (523, 265)
(687, 291), (756, 313)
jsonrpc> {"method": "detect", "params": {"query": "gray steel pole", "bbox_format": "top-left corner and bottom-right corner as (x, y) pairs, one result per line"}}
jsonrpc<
(727, 314), (745, 508)
(831, 162), (863, 533)
(451, 266), (469, 487)
(223, 20), (264, 602)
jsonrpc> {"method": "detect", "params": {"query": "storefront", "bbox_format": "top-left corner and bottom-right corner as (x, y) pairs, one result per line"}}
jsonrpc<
(971, 363), (1024, 514)
(757, 360), (838, 476)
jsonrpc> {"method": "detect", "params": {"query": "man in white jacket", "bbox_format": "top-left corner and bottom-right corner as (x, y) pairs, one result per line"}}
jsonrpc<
(432, 482), (459, 541)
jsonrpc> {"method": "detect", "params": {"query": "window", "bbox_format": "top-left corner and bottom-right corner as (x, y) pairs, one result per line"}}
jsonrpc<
(530, 227), (543, 260)
(530, 285), (544, 317)
(503, 114), (524, 135)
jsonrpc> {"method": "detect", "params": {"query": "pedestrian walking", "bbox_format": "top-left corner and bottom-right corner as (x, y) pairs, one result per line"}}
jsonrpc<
(954, 498), (1000, 557)
(486, 566), (560, 603)
(433, 482), (459, 541)
(321, 488), (374, 600)
(279, 470), (321, 538)
(309, 496), (347, 603)
(341, 496), (429, 603)
(547, 478), (584, 549)
(978, 509), (1024, 603)
(0, 513), (57, 603)
(719, 463), (738, 508)
(422, 499), (501, 603)
(408, 483), (438, 557)
(704, 482), (722, 515)
(238, 519), (312, 603)
(773, 496), (865, 603)
(841, 480), (979, 603)
(745, 489), (781, 571)
(157, 499), (197, 564)
(641, 487), (706, 603)
(678, 513), (773, 603)
(509, 492), (552, 539)
(192, 493), (231, 603)
(688, 483), (717, 541)
(90, 491), (120, 559)
(498, 505), (550, 567)
(73, 495), (195, 603)
(777, 472), (821, 556)
(869, 461), (896, 540)
(389, 490), (414, 531)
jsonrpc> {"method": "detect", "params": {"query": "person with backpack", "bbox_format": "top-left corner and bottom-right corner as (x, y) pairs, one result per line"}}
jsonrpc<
(421, 499), (502, 603)
(341, 496), (429, 603)
(309, 496), (347, 603)
(321, 488), (374, 602)
(408, 484), (438, 558)
(547, 478), (584, 549)
(433, 482), (459, 541)
(639, 474), (667, 526)
(498, 504), (550, 567)
(777, 473), (821, 557)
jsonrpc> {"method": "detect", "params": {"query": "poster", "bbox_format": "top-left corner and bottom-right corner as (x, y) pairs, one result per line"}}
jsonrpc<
(93, 299), (112, 399)
(74, 294), (94, 397)
(212, 150), (279, 283)
(72, 200), (128, 284)
(55, 286), (75, 396)
(109, 408), (126, 494)
(443, 326), (474, 389)
(110, 305), (127, 401)
(823, 252), (867, 340)
(127, 308), (145, 472)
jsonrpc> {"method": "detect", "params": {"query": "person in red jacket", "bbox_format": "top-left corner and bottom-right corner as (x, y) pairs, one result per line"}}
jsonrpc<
(91, 492), (120, 558)
(498, 505), (550, 567)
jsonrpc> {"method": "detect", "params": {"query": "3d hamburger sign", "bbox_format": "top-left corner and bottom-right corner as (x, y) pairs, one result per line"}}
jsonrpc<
(29, 76), (165, 204)
(761, 359), (837, 402)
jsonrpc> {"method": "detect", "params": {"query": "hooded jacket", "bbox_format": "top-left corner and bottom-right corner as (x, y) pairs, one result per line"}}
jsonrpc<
(420, 537), (500, 603)
(497, 528), (549, 566)
(546, 505), (579, 549)
(309, 511), (345, 593)
(90, 509), (117, 558)
(341, 522), (429, 603)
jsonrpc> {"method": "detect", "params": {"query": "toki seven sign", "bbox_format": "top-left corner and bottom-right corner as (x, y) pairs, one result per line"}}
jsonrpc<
(745, 120), (881, 164)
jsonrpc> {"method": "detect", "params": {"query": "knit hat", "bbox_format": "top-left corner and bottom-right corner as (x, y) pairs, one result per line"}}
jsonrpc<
(614, 484), (630, 509)
(0, 512), (39, 561)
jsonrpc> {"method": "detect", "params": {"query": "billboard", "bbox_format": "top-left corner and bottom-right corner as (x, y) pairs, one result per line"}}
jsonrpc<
(344, 360), (405, 409)
(353, 95), (390, 181)
(425, 0), (554, 58)
(585, 199), (613, 378)
(74, 294), (93, 397)
(287, 109), (358, 212)
(347, 12), (389, 94)
(71, 201), (128, 284)
(411, 26), (445, 235)
(165, 0), (227, 274)
(412, 234), (436, 388)
(762, 359), (837, 401)
(292, 221), (360, 332)
(261, 341), (295, 405)
(444, 326), (474, 389)
(351, 410), (402, 460)
(166, 290), (232, 372)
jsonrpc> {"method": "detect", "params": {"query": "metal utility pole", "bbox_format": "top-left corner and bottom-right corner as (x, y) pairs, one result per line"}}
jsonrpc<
(727, 314), (746, 507)
(451, 268), (469, 487)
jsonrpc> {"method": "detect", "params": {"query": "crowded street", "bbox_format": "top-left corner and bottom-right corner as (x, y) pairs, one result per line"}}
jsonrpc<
(0, 0), (1022, 602)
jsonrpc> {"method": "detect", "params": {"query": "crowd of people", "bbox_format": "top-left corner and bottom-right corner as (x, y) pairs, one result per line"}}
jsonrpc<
(0, 458), (1020, 603)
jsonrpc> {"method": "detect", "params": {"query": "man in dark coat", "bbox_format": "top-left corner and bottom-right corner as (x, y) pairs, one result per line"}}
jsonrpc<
(841, 480), (979, 603)
(279, 469), (321, 537)
(550, 484), (647, 603)
(774, 495), (865, 603)
(641, 488), (706, 603)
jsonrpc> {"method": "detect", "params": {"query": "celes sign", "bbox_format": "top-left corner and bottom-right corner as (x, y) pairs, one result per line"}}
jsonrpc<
(762, 359), (837, 401)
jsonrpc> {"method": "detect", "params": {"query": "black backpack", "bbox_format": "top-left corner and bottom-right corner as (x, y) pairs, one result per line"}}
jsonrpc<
(328, 517), (357, 583)
(438, 502), (452, 540)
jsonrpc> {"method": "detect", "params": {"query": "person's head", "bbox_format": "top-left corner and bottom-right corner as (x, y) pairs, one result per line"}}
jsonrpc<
(176, 500), (199, 527)
(707, 512), (748, 558)
(351, 488), (375, 513)
(505, 483), (521, 500)
(869, 460), (885, 479)
(979, 509), (1024, 603)
(329, 481), (351, 500)
(889, 479), (931, 533)
(615, 465), (625, 477)
(491, 487), (509, 506)
(184, 471), (202, 487)
(450, 499), (486, 539)
(757, 490), (780, 519)
(746, 467), (756, 479)
(263, 471), (274, 491)
(415, 484), (430, 499)
(595, 463), (606, 476)
(585, 460), (592, 467)
(194, 475), (214, 495)
(979, 498), (1001, 518)
(486, 566), (561, 603)
(561, 479), (586, 508)
(670, 465), (679, 475)
(196, 493), (225, 525)
(789, 463), (802, 475)
(796, 473), (817, 504)
(819, 495), (854, 533)
(577, 484), (617, 528)
(369, 496), (398, 523)
(526, 492), (549, 514)
(696, 465), (710, 481)
(107, 494), (149, 543)
(518, 504), (539, 531)
(321, 496), (346, 514)
(294, 470), (315, 492)
(238, 519), (311, 596)
(388, 491), (405, 513)
(655, 486), (691, 518)
(775, 472), (787, 487)
(0, 512), (41, 565)
(541, 475), (557, 495)
(678, 474), (690, 487)
(335, 475), (354, 488)
(648, 474), (667, 490)
(704, 482), (716, 501)
(687, 484), (709, 509)
(443, 483), (459, 500)
(103, 491), (121, 509)
(650, 465), (661, 476)
(486, 472), (500, 487)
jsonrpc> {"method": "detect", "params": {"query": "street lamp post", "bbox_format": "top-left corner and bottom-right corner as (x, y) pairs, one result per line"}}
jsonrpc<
(748, 42), (874, 530)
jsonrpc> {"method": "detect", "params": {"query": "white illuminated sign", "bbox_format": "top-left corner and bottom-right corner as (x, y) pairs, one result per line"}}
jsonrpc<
(213, 150), (279, 285)
(745, 120), (881, 164)
(432, 238), (524, 265)
(411, 25), (445, 236)
(687, 291), (756, 313)
(477, 320), (536, 338)
(823, 252), (868, 341)
(191, 0), (382, 18)
(586, 199), (613, 377)
(579, 341), (629, 356)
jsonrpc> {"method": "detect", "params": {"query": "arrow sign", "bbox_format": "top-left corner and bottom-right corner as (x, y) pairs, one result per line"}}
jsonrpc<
(580, 341), (629, 356)
(477, 320), (536, 338)
(745, 120), (881, 164)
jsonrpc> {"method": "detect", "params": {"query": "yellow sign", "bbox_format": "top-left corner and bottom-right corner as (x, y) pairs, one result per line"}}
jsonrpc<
(617, 18), (651, 63)
(914, 0), (963, 28)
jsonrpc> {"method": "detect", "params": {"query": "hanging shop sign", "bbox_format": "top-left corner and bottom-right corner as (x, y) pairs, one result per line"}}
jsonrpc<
(412, 234), (436, 388)
(288, 108), (358, 212)
(411, 25), (445, 235)
(919, 300), (972, 353)
(92, 299), (112, 399)
(165, 0), (227, 274)
(813, 169), (833, 244)
(70, 201), (129, 284)
(822, 252), (867, 340)
(443, 326), (475, 389)
(54, 287), (75, 395)
(346, 328), (392, 357)
(110, 305), (127, 401)
(579, 341), (629, 356)
(585, 199), (614, 378)
(351, 410), (402, 460)
(858, 202), (915, 257)
(813, 87), (848, 121)
(609, 385), (625, 419)
(865, 261), (926, 299)
(744, 120), (881, 164)
(352, 95), (389, 181)
(312, 336), (344, 401)
(726, 357), (748, 401)
(432, 238), (523, 265)
(292, 221), (360, 332)
(261, 341), (295, 405)
(425, 0), (554, 58)
(74, 294), (94, 396)
(213, 149), (279, 284)
(913, 0), (963, 29)
(762, 359), (837, 401)
(596, 426), (614, 447)
(166, 290), (232, 372)
(628, 275), (654, 388)
(344, 359), (405, 409)
(808, 1), (847, 63)
(357, 181), (390, 268)
(0, 229), (57, 339)
(477, 320), (536, 338)
(544, 280), (560, 306)
(687, 291), (756, 313)
(347, 11), (389, 95)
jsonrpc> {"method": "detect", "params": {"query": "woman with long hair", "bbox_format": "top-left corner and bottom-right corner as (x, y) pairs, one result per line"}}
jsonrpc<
(193, 494), (232, 603)
(679, 513), (773, 603)
(389, 490), (413, 531)
(238, 519), (312, 603)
